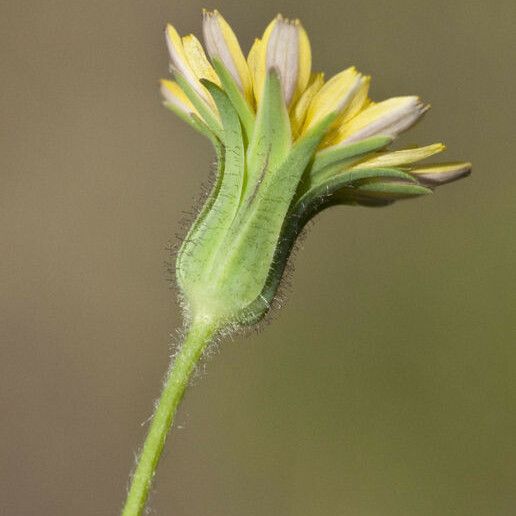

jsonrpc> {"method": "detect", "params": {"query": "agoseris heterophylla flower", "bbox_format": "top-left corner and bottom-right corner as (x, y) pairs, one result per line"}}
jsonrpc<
(121, 11), (471, 516)
(162, 10), (471, 331)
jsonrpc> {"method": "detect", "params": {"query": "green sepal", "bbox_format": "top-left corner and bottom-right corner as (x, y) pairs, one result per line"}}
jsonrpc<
(175, 74), (224, 141)
(332, 167), (417, 186)
(163, 100), (220, 148)
(310, 136), (393, 178)
(221, 113), (337, 324)
(246, 167), (421, 318)
(175, 138), (224, 284)
(163, 101), (202, 133)
(330, 180), (432, 207)
(294, 167), (416, 207)
(331, 195), (396, 207)
(212, 59), (255, 141)
(176, 76), (336, 324)
(352, 180), (432, 198)
(176, 82), (245, 305)
(189, 113), (221, 149)
(244, 70), (291, 203)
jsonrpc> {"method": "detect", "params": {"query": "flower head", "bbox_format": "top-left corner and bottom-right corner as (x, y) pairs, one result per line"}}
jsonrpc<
(161, 11), (471, 328)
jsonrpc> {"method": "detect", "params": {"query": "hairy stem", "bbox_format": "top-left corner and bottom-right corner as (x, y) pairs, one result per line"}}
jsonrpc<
(122, 318), (216, 516)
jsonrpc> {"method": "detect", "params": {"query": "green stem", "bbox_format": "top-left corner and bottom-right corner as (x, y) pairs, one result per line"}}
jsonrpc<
(122, 318), (217, 516)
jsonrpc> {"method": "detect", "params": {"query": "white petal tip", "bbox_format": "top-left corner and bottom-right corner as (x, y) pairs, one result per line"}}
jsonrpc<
(413, 163), (472, 186)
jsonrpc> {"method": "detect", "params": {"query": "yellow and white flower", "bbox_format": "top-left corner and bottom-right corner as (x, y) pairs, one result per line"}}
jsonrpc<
(123, 16), (473, 516)
(161, 11), (465, 171)
(161, 10), (471, 232)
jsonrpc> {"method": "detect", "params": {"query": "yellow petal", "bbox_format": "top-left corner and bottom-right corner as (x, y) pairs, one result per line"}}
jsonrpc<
(165, 24), (217, 112)
(355, 143), (446, 169)
(261, 16), (312, 107)
(290, 73), (324, 137)
(249, 16), (278, 105)
(202, 10), (253, 102)
(266, 17), (298, 104)
(247, 38), (262, 103)
(338, 96), (428, 144)
(323, 76), (371, 146)
(295, 20), (311, 102)
(411, 162), (472, 185)
(166, 25), (202, 96)
(182, 34), (220, 85)
(166, 24), (217, 113)
(304, 67), (366, 131)
(160, 79), (199, 116)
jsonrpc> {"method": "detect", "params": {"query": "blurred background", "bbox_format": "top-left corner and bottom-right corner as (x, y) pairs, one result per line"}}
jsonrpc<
(1, 0), (515, 514)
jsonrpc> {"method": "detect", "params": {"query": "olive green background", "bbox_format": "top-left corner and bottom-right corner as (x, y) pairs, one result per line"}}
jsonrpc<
(1, 0), (514, 514)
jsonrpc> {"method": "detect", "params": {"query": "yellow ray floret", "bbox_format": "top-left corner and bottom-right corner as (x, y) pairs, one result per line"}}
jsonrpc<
(247, 38), (264, 104)
(161, 9), (465, 173)
(355, 143), (446, 169)
(182, 34), (220, 86)
(410, 162), (472, 185)
(166, 25), (209, 102)
(202, 9), (253, 103)
(338, 96), (428, 144)
(249, 15), (311, 107)
(160, 79), (199, 116)
(247, 18), (275, 104)
(291, 73), (324, 137)
(303, 67), (368, 133)
(295, 20), (312, 103)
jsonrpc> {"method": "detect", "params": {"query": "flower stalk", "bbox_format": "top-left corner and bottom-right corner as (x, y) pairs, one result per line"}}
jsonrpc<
(122, 318), (217, 516)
